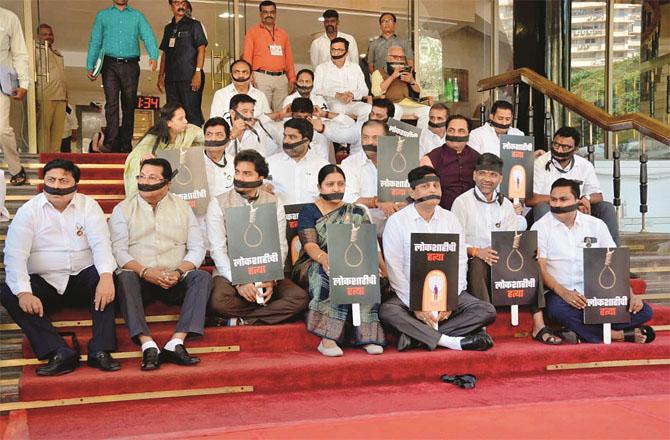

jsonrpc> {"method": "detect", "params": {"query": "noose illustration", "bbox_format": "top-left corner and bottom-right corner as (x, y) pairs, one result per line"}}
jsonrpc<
(390, 138), (407, 173)
(344, 224), (364, 268)
(175, 148), (193, 185)
(243, 204), (263, 248)
(505, 231), (525, 272)
(598, 248), (617, 290)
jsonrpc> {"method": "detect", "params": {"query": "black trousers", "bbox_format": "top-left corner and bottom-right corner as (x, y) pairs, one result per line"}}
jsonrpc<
(165, 72), (205, 128)
(102, 58), (140, 152)
(0, 266), (117, 359)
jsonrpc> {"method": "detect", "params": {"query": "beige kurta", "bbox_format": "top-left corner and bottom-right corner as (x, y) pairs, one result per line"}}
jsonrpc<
(124, 123), (205, 198)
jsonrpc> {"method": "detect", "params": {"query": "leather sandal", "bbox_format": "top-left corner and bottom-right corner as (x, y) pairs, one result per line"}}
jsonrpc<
(533, 326), (562, 345)
(623, 325), (655, 344)
(9, 167), (27, 185)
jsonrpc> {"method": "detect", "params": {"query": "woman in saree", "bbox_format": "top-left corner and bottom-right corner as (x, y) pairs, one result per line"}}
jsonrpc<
(123, 102), (205, 197)
(293, 164), (387, 357)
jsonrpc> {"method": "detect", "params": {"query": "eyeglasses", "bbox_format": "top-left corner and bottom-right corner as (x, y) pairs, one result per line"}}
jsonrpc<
(551, 141), (575, 151)
(136, 174), (165, 183)
(44, 177), (74, 185)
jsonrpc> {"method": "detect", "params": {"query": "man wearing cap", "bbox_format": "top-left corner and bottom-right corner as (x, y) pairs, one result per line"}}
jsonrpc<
(110, 158), (212, 371)
(380, 166), (496, 352)
(207, 149), (309, 325)
(309, 9), (359, 68)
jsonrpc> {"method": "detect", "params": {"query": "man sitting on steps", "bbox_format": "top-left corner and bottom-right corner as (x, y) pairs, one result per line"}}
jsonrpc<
(110, 158), (212, 371)
(1, 159), (120, 375)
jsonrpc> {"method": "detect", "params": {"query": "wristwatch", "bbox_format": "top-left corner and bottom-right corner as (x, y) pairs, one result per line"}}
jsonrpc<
(174, 268), (185, 280)
(195, 67), (202, 72)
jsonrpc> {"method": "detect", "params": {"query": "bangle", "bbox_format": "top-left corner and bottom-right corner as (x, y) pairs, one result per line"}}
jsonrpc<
(471, 247), (478, 258)
(315, 252), (325, 262)
(140, 267), (149, 279)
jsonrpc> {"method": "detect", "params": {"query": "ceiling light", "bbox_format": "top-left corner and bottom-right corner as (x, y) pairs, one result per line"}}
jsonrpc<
(318, 17), (324, 22)
(219, 12), (244, 19)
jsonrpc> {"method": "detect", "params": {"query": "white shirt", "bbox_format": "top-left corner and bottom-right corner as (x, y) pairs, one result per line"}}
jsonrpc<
(309, 31), (360, 67)
(419, 127), (446, 156)
(62, 104), (79, 138)
(267, 149), (329, 205)
(4, 193), (116, 295)
(533, 151), (602, 197)
(313, 59), (368, 101)
(203, 150), (235, 198)
(341, 151), (377, 202)
(108, 195), (205, 269)
(532, 210), (615, 294)
(206, 195), (288, 281)
(281, 91), (328, 111)
(0, 8), (30, 89)
(224, 114), (279, 158)
(263, 118), (330, 162)
(383, 204), (468, 307)
(323, 115), (366, 153)
(210, 83), (272, 119)
(468, 123), (525, 157)
(451, 187), (521, 249)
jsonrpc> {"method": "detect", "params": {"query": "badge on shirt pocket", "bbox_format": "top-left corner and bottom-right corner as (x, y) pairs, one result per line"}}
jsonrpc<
(75, 223), (85, 237)
(269, 44), (283, 56)
(169, 37), (176, 48)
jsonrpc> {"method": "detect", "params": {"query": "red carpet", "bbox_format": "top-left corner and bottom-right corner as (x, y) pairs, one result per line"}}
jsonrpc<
(12, 367), (670, 439)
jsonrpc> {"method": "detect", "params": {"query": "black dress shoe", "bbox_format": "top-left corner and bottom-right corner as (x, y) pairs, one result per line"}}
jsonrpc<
(159, 344), (200, 366)
(397, 333), (418, 352)
(87, 351), (121, 372)
(36, 352), (80, 376)
(141, 347), (160, 371)
(460, 331), (494, 351)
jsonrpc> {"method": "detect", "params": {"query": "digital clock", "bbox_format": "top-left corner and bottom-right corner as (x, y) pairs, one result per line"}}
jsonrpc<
(137, 95), (160, 110)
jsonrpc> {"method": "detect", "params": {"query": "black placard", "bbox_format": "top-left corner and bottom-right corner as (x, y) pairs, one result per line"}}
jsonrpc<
(284, 203), (307, 272)
(225, 203), (284, 284)
(491, 231), (539, 306)
(327, 223), (380, 305)
(583, 247), (631, 325)
(387, 118), (422, 139)
(499, 135), (534, 199)
(158, 147), (210, 216)
(377, 136), (419, 203)
(409, 233), (460, 311)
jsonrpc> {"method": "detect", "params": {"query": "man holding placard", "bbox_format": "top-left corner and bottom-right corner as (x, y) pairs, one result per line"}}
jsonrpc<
(468, 101), (524, 157)
(452, 154), (560, 344)
(342, 120), (409, 235)
(528, 127), (619, 244)
(207, 150), (309, 325)
(381, 166), (496, 351)
(532, 178), (653, 344)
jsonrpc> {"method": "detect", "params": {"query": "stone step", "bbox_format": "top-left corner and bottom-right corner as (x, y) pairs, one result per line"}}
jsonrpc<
(620, 232), (670, 255)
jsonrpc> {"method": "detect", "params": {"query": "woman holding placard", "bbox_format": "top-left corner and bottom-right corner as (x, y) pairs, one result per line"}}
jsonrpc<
(292, 165), (387, 357)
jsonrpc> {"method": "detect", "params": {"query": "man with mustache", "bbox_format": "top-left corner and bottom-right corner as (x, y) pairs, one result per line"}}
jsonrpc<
(86, 0), (159, 153)
(532, 178), (653, 344)
(419, 103), (449, 156)
(224, 94), (279, 157)
(314, 38), (370, 121)
(309, 10), (359, 68)
(206, 149), (309, 326)
(110, 158), (212, 370)
(1, 159), (119, 375)
(451, 154), (561, 344)
(468, 100), (524, 157)
(280, 69), (328, 112)
(266, 118), (329, 205)
(367, 12), (414, 74)
(419, 114), (480, 210)
(157, 0), (208, 127)
(380, 166), (496, 352)
(210, 59), (271, 119)
(243, 0), (296, 111)
(527, 126), (619, 244)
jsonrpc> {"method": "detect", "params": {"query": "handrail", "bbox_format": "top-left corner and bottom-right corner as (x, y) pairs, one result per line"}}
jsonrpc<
(477, 68), (670, 145)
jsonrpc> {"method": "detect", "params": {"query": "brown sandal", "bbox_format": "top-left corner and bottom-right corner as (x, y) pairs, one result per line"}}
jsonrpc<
(9, 167), (27, 186)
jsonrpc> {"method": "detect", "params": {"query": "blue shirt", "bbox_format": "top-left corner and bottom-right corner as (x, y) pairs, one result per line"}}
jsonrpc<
(86, 5), (159, 71)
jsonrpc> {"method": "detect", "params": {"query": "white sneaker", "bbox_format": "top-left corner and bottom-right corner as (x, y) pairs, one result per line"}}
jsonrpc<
(317, 340), (344, 357)
(363, 344), (384, 355)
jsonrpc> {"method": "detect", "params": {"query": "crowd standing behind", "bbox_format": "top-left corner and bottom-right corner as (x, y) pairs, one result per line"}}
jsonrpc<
(0, 1), (655, 376)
